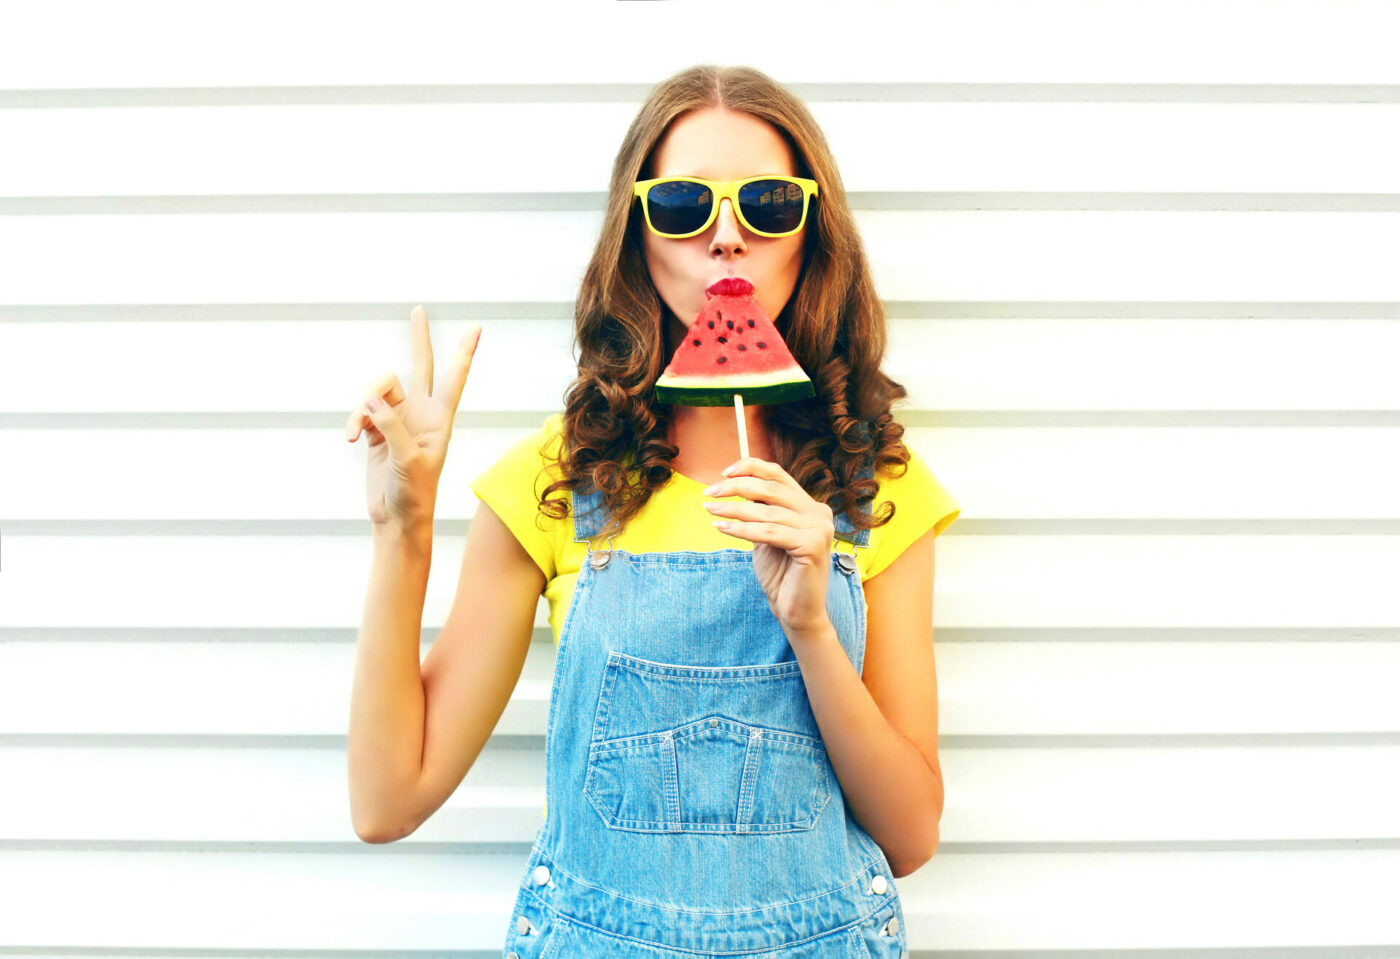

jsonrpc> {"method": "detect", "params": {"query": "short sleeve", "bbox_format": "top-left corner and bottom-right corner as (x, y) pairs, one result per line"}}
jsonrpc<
(468, 415), (565, 583)
(863, 446), (960, 582)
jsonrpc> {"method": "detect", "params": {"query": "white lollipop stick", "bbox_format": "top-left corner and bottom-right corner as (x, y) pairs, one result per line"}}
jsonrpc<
(734, 392), (749, 460)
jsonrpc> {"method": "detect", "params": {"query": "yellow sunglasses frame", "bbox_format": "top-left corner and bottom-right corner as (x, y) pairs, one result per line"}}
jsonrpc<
(632, 175), (819, 239)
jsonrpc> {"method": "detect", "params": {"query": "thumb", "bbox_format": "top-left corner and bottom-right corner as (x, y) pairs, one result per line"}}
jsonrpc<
(365, 397), (419, 464)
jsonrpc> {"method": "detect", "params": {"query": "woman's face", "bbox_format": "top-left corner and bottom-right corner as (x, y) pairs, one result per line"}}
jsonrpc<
(641, 107), (808, 349)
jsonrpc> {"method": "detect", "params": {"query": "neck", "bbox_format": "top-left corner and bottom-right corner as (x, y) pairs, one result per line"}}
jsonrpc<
(665, 403), (773, 485)
(669, 400), (769, 440)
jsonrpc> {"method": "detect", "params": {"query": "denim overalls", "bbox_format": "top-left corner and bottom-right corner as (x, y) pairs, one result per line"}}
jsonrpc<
(503, 462), (910, 958)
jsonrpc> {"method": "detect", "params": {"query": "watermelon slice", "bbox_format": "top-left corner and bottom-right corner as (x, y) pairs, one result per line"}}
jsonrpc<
(654, 278), (815, 406)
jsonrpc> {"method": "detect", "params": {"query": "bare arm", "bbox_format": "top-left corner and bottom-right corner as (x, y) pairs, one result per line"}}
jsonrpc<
(342, 307), (546, 842)
(348, 503), (545, 842)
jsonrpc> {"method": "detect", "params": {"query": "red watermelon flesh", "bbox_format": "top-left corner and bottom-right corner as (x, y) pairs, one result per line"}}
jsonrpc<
(655, 282), (815, 407)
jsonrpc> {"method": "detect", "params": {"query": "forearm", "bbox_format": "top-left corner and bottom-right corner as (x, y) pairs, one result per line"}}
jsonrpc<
(788, 618), (942, 877)
(347, 521), (434, 840)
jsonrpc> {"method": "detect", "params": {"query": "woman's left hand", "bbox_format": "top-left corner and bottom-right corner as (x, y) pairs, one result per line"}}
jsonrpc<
(702, 456), (835, 635)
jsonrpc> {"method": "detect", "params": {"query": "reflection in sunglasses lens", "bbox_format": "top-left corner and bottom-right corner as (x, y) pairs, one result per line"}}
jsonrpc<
(648, 180), (712, 235)
(739, 179), (805, 234)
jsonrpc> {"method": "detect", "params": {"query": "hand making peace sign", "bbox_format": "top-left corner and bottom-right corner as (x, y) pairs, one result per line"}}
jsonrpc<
(344, 305), (483, 530)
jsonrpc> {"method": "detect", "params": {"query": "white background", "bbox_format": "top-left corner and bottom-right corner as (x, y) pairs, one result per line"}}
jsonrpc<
(2, 0), (1399, 953)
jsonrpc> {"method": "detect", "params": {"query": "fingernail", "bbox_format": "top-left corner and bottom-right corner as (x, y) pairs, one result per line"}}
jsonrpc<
(367, 397), (382, 412)
(721, 465), (735, 476)
(702, 485), (719, 497)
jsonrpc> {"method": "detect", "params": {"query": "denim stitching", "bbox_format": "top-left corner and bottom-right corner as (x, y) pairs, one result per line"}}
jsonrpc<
(613, 652), (807, 679)
(542, 908), (881, 957)
(583, 733), (833, 831)
(531, 851), (891, 918)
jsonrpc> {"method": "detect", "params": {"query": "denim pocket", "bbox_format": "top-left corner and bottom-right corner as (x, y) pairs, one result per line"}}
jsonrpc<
(582, 651), (833, 834)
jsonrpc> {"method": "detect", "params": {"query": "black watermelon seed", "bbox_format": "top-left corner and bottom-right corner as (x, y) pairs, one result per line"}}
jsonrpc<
(737, 344), (747, 351)
(747, 319), (755, 327)
(757, 341), (767, 348)
(717, 310), (723, 320)
(726, 319), (734, 330)
(707, 320), (715, 329)
(716, 356), (726, 364)
(691, 338), (701, 347)
(717, 335), (727, 344)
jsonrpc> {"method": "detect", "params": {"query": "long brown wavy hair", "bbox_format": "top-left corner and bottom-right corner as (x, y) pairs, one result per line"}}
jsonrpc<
(537, 64), (914, 545)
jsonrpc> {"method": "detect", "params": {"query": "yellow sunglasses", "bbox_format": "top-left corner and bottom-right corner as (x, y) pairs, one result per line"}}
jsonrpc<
(633, 175), (819, 239)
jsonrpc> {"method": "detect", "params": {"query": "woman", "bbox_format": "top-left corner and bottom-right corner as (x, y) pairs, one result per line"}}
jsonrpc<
(346, 65), (958, 957)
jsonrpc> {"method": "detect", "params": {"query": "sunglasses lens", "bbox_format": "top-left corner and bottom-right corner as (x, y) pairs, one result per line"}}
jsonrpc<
(738, 178), (808, 234)
(647, 179), (714, 235)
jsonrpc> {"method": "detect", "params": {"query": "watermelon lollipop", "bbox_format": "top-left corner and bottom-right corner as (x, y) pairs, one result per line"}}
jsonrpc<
(655, 278), (814, 407)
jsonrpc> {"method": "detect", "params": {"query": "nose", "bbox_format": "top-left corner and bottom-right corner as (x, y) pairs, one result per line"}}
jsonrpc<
(710, 197), (747, 253)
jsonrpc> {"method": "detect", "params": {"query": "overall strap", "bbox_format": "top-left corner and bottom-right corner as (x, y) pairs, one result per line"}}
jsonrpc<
(833, 456), (876, 549)
(570, 480), (611, 545)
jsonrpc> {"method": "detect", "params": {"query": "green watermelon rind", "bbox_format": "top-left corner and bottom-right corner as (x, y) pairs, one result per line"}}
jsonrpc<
(655, 373), (815, 406)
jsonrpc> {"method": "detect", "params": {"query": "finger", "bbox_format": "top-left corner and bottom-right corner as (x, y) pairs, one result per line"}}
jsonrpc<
(409, 304), (433, 397)
(345, 373), (408, 441)
(709, 519), (807, 552)
(437, 324), (483, 425)
(363, 395), (418, 463)
(707, 475), (803, 510)
(723, 456), (802, 491)
(705, 499), (795, 527)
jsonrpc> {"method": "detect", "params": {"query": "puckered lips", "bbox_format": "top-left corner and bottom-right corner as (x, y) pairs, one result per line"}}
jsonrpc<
(706, 277), (754, 297)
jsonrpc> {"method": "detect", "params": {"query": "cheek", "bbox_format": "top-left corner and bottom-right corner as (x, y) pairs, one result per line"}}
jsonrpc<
(644, 233), (686, 277)
(761, 240), (806, 317)
(768, 237), (806, 280)
(782, 233), (806, 266)
(646, 241), (707, 304)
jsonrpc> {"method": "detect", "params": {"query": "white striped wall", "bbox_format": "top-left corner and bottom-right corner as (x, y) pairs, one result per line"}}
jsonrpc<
(2, 0), (1399, 954)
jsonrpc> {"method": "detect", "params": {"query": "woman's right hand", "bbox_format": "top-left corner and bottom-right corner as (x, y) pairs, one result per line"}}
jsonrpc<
(344, 305), (483, 530)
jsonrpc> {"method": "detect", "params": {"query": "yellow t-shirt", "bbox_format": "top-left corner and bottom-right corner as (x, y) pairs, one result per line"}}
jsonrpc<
(469, 412), (961, 647)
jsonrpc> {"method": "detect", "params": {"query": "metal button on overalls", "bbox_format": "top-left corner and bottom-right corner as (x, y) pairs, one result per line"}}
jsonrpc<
(500, 465), (911, 955)
(514, 915), (531, 934)
(884, 916), (901, 936)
